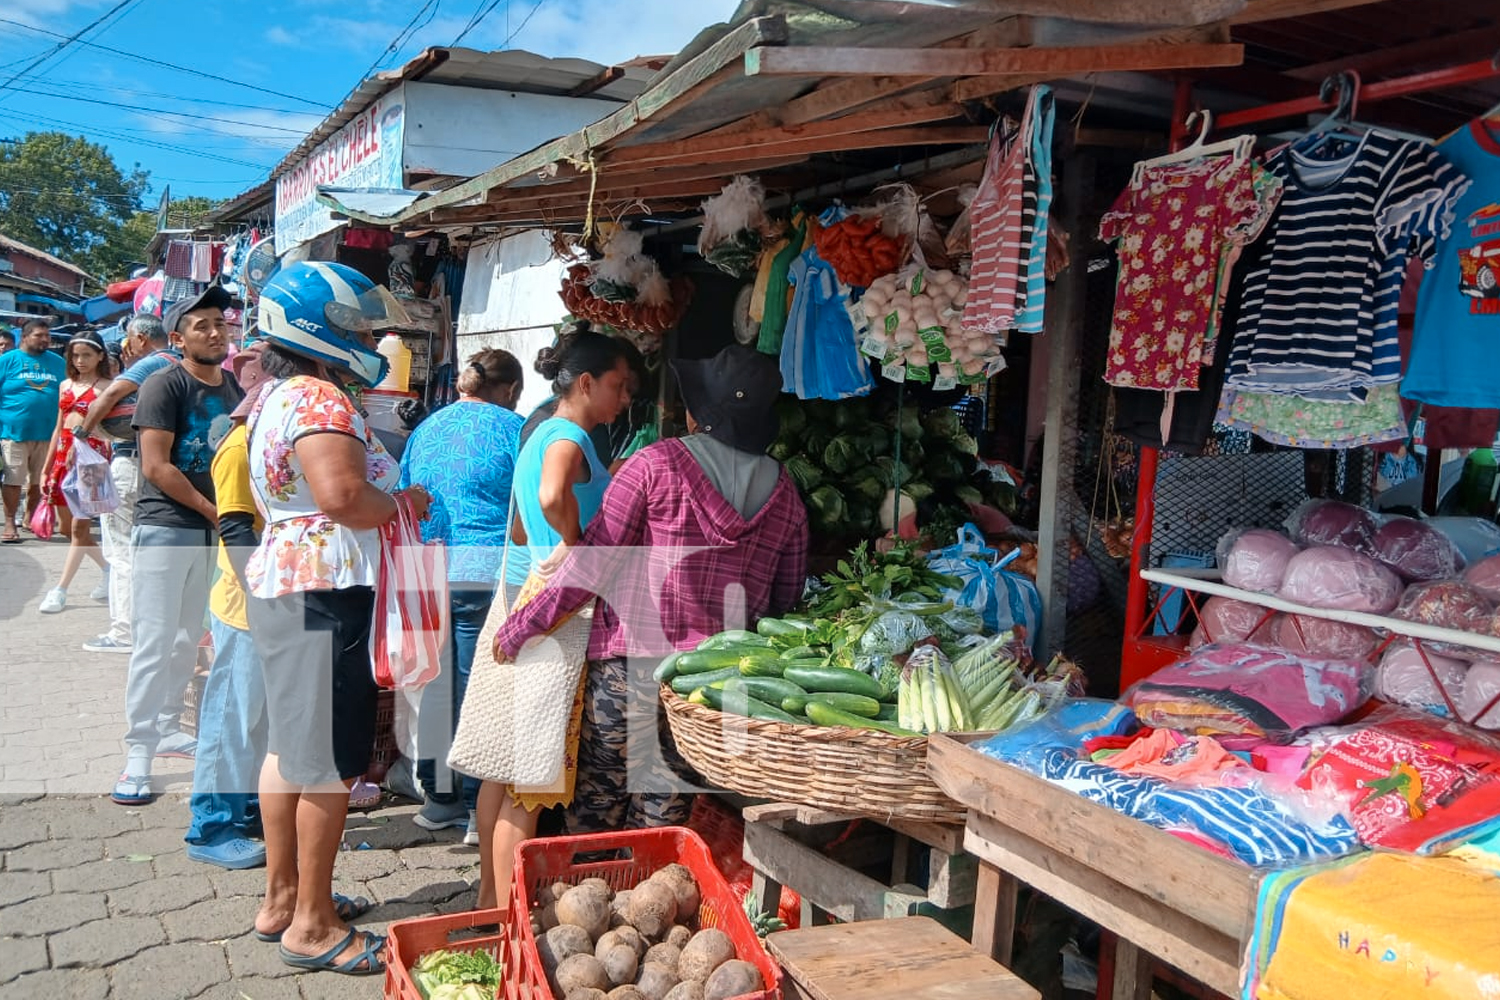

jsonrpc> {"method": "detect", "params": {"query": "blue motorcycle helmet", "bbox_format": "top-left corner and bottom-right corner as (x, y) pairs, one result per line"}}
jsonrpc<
(256, 261), (409, 388)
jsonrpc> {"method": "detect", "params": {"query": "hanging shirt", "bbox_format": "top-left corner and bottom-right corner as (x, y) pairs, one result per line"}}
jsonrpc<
(962, 98), (1033, 336)
(1015, 85), (1056, 336)
(1100, 156), (1265, 391)
(1225, 131), (1469, 397)
(1403, 120), (1500, 408)
(780, 242), (874, 401)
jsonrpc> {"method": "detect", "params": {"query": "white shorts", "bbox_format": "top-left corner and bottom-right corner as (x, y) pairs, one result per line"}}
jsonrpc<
(1, 439), (48, 488)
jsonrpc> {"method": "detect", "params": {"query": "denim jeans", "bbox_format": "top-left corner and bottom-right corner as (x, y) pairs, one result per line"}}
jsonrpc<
(123, 524), (214, 755)
(417, 584), (494, 810)
(186, 615), (268, 844)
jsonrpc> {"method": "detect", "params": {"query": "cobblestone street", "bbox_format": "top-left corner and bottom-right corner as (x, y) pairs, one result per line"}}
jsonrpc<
(0, 537), (476, 999)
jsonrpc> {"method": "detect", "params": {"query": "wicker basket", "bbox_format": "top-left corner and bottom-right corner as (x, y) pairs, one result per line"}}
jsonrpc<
(661, 686), (967, 825)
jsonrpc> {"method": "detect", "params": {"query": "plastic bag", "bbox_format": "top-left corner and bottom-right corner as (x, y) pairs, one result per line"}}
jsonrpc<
(698, 176), (769, 276)
(1277, 546), (1403, 614)
(1392, 581), (1494, 652)
(927, 524), (1043, 651)
(1219, 528), (1299, 594)
(1460, 660), (1500, 728)
(858, 609), (933, 658)
(28, 501), (55, 541)
(1465, 553), (1500, 603)
(1373, 516), (1462, 582)
(1285, 498), (1379, 554)
(370, 492), (449, 690)
(1275, 614), (1379, 660)
(975, 697), (1136, 769)
(1377, 642), (1468, 718)
(1188, 597), (1274, 649)
(943, 183), (978, 257)
(1429, 516), (1500, 566)
(60, 438), (119, 518)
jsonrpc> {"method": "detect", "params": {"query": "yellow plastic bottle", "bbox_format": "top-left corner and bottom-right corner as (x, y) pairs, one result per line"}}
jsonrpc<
(376, 333), (412, 392)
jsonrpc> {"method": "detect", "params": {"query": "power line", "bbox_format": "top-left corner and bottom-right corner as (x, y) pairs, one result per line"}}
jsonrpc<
(499, 0), (549, 50)
(452, 0), (504, 46)
(357, 1), (441, 85)
(1, 0), (146, 101)
(0, 110), (276, 169)
(0, 18), (334, 110)
(6, 85), (315, 135)
(0, 0), (139, 97)
(22, 79), (318, 116)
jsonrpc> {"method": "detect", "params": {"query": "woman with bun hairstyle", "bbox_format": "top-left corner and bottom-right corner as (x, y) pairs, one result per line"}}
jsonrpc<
(473, 329), (630, 910)
(398, 349), (525, 843)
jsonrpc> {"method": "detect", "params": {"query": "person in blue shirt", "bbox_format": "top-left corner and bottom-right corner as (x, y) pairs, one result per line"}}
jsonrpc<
(399, 349), (525, 842)
(0, 318), (66, 543)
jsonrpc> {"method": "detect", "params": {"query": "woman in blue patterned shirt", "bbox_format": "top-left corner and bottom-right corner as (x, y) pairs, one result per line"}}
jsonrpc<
(399, 349), (524, 841)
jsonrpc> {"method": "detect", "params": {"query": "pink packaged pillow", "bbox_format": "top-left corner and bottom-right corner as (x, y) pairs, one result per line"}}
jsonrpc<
(1377, 642), (1467, 718)
(1275, 614), (1379, 660)
(1189, 597), (1274, 649)
(1373, 516), (1462, 582)
(1464, 553), (1500, 603)
(1287, 499), (1378, 554)
(1460, 660), (1500, 729)
(1277, 546), (1403, 614)
(1222, 529), (1299, 594)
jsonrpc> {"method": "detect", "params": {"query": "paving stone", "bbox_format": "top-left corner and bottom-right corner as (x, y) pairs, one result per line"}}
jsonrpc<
(0, 936), (47, 985)
(108, 872), (215, 917)
(50, 857), (155, 893)
(366, 867), (471, 907)
(148, 849), (203, 878)
(355, 899), (435, 936)
(48, 915), (165, 969)
(46, 804), (142, 841)
(105, 825), (192, 860)
(0, 968), (109, 1000)
(6, 729), (82, 748)
(208, 865), (268, 898)
(295, 969), (386, 1000)
(330, 849), (401, 881)
(161, 895), (261, 943)
(341, 818), (432, 852)
(2, 838), (103, 872)
(109, 941), (230, 1000)
(0, 872), (50, 907)
(396, 843), (480, 872)
(0, 892), (108, 937)
(195, 974), (304, 1000)
(434, 886), (483, 916)
(223, 931), (302, 981)
(0, 792), (44, 807)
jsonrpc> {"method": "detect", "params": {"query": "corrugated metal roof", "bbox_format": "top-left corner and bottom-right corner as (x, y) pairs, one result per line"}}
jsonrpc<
(269, 47), (656, 180)
(0, 234), (90, 281)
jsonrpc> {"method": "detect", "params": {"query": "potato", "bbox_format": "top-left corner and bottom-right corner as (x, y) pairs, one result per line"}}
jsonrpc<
(649, 870), (701, 924)
(635, 963), (681, 1000)
(704, 960), (763, 1000)
(577, 877), (613, 898)
(540, 901), (561, 931)
(678, 928), (735, 983)
(608, 989), (648, 1000)
(601, 943), (639, 987)
(540, 924), (596, 974)
(663, 984), (705, 1000)
(567, 990), (608, 1000)
(557, 888), (612, 941)
(613, 925), (647, 957)
(642, 942), (681, 975)
(538, 884), (560, 906)
(625, 881), (678, 938)
(665, 926), (692, 950)
(555, 954), (611, 995)
(552, 881), (574, 902)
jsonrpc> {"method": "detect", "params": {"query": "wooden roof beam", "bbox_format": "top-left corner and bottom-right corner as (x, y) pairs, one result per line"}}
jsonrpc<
(959, 0), (1243, 25)
(1229, 0), (1387, 23)
(566, 65), (626, 98)
(746, 42), (1243, 79)
(601, 125), (988, 173)
(1285, 24), (1500, 82)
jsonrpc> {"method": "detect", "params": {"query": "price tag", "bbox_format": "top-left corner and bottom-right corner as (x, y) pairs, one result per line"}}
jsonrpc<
(881, 364), (907, 383)
(861, 335), (889, 360)
(933, 373), (958, 391)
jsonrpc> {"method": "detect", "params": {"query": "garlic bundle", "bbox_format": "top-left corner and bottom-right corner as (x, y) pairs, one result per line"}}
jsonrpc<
(857, 268), (1004, 383)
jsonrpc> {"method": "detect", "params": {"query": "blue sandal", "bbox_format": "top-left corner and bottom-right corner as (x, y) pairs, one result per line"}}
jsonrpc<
(254, 893), (373, 942)
(279, 927), (385, 975)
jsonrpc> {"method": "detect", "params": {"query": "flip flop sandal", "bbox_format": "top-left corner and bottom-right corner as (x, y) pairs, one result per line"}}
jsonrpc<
(110, 773), (152, 806)
(254, 893), (374, 942)
(1, 531), (20, 544)
(278, 928), (386, 976)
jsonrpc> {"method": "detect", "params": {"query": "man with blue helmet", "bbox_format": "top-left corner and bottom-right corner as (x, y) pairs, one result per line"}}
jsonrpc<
(241, 261), (432, 976)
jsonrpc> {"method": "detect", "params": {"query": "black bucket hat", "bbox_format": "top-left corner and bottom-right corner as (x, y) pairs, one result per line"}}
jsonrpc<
(671, 345), (783, 454)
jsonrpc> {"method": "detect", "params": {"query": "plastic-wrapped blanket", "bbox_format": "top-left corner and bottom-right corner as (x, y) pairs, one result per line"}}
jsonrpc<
(1275, 614), (1379, 660)
(1376, 642), (1468, 717)
(1277, 546), (1402, 614)
(1189, 597), (1273, 648)
(1286, 499), (1378, 553)
(1220, 528), (1299, 593)
(1373, 516), (1463, 582)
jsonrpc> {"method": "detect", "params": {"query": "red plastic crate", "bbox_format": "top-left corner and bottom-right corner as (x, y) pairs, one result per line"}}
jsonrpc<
(506, 827), (781, 1000)
(384, 907), (507, 1000)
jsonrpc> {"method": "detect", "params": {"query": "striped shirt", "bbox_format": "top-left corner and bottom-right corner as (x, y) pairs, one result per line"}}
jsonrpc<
(495, 438), (809, 661)
(963, 96), (1036, 335)
(1016, 86), (1056, 335)
(1225, 131), (1469, 397)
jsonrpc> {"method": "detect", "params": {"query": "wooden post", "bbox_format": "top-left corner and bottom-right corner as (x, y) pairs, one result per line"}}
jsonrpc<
(971, 862), (1019, 966)
(1034, 139), (1094, 655)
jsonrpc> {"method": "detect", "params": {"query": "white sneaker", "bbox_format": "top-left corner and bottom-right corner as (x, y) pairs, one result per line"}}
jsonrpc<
(38, 587), (66, 614)
(463, 810), (480, 847)
(91, 573), (109, 601)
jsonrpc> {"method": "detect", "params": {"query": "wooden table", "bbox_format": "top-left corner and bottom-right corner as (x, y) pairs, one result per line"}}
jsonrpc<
(927, 734), (1261, 1000)
(766, 916), (1039, 1000)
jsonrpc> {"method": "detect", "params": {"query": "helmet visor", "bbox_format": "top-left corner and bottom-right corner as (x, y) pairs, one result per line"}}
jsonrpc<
(324, 284), (411, 334)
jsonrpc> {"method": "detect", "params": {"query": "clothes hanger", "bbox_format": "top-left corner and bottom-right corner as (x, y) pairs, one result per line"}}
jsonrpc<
(1293, 70), (1367, 157)
(1131, 110), (1254, 186)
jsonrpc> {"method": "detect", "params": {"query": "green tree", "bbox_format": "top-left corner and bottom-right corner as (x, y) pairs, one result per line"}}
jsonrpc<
(0, 130), (149, 283)
(110, 195), (221, 279)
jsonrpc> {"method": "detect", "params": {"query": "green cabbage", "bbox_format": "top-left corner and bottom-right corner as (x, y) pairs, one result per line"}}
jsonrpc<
(786, 455), (823, 493)
(823, 434), (866, 475)
(769, 441), (794, 462)
(921, 407), (964, 440)
(807, 485), (848, 531)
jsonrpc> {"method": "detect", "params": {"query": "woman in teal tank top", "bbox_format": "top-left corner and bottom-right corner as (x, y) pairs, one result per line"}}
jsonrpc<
(477, 329), (631, 910)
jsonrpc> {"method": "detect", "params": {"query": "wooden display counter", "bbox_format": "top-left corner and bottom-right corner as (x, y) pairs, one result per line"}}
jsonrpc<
(927, 733), (1262, 1000)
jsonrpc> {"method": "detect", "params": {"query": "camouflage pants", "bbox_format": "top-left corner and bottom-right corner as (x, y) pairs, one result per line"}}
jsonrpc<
(564, 656), (698, 834)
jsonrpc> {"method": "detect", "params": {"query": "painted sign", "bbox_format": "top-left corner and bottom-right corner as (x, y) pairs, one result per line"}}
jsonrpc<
(275, 91), (405, 253)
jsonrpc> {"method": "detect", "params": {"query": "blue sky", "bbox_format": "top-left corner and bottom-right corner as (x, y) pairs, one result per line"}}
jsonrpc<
(1, 0), (741, 205)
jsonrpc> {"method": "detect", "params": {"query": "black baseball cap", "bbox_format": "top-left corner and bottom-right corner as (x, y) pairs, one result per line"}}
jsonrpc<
(163, 285), (233, 334)
(671, 345), (783, 454)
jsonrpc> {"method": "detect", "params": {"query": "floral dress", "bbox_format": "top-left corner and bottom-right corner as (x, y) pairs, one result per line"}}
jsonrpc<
(46, 381), (111, 508)
(244, 376), (401, 599)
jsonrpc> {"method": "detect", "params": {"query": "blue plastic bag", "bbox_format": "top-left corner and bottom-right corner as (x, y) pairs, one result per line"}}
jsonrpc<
(927, 524), (1042, 650)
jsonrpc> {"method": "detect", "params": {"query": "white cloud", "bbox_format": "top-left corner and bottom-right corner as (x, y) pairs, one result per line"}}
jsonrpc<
(264, 25), (297, 46)
(134, 106), (326, 150)
(5, 0), (108, 29)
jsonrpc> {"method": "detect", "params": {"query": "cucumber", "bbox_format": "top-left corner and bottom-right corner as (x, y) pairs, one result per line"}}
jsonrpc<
(805, 700), (921, 736)
(804, 691), (881, 718)
(874, 703), (900, 722)
(783, 664), (886, 701)
(696, 685), (801, 723)
(697, 629), (768, 649)
(721, 676), (808, 704)
(779, 645), (819, 661)
(781, 694), (808, 714)
(652, 651), (686, 683)
(676, 648), (752, 674)
(671, 666), (739, 694)
(739, 654), (787, 678)
(756, 617), (811, 639)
